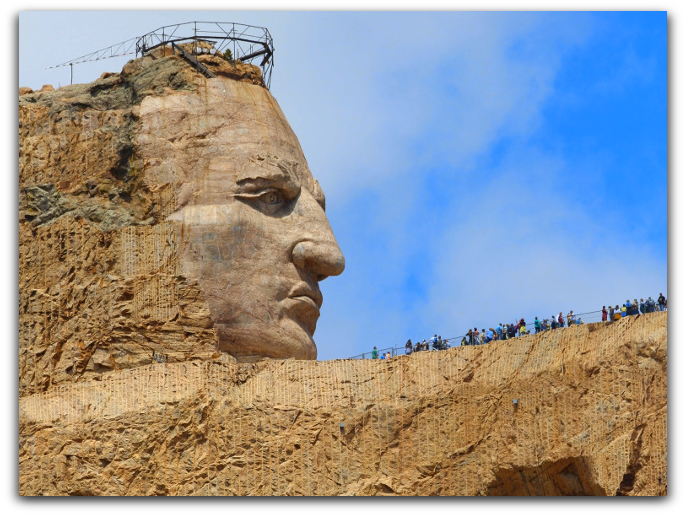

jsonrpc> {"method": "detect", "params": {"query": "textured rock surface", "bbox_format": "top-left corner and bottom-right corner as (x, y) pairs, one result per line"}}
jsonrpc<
(19, 50), (344, 399)
(19, 45), (667, 497)
(19, 312), (667, 496)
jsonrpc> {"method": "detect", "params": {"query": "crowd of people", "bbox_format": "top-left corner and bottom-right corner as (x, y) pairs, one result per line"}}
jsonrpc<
(601, 294), (667, 321)
(406, 335), (450, 354)
(363, 292), (667, 359)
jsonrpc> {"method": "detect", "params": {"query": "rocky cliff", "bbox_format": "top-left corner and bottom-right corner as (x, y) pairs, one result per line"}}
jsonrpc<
(19, 312), (667, 496)
(19, 44), (347, 400)
(19, 54), (229, 396)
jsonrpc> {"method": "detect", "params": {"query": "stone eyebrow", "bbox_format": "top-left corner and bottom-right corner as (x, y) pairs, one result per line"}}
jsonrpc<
(235, 156), (301, 196)
(236, 175), (289, 190)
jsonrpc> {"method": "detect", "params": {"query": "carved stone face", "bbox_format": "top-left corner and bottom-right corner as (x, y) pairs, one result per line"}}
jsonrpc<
(138, 79), (345, 361)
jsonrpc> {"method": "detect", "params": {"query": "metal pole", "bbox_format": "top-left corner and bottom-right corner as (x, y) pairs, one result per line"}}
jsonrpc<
(70, 63), (73, 85)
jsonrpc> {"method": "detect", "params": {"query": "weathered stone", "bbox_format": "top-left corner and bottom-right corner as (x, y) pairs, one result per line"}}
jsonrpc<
(19, 49), (345, 398)
(18, 313), (667, 496)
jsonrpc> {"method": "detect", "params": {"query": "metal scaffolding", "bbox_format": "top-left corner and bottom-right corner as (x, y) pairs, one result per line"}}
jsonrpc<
(48, 21), (275, 88)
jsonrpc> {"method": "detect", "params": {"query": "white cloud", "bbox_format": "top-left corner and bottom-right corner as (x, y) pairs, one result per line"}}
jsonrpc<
(271, 12), (593, 205)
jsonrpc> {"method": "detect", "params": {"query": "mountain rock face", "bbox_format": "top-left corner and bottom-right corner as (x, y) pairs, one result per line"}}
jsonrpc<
(19, 50), (666, 496)
(19, 49), (344, 400)
(19, 312), (667, 496)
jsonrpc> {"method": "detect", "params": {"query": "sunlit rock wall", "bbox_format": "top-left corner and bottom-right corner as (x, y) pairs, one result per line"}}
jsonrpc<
(19, 312), (667, 496)
(19, 56), (219, 396)
(19, 51), (326, 395)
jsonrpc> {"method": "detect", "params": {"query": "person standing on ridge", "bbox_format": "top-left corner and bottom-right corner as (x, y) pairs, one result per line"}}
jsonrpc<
(631, 299), (639, 315)
(647, 297), (655, 312)
(602, 306), (608, 322)
(658, 293), (666, 311)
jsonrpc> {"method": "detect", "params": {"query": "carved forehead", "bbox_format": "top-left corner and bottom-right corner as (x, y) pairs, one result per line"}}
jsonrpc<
(237, 153), (301, 184)
(137, 79), (319, 199)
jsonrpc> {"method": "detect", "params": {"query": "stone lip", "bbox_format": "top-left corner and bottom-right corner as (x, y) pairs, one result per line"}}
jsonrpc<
(19, 312), (667, 496)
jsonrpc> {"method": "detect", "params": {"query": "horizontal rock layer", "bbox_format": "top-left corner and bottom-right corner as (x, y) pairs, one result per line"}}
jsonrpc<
(19, 312), (667, 496)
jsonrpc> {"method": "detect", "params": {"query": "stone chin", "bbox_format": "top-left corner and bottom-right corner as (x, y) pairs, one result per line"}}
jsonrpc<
(215, 320), (318, 362)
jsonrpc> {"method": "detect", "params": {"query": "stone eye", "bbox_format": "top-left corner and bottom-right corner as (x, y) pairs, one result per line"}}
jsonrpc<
(262, 191), (282, 205)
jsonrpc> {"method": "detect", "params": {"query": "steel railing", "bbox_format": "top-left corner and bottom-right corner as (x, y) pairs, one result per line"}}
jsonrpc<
(48, 21), (275, 88)
(347, 305), (667, 360)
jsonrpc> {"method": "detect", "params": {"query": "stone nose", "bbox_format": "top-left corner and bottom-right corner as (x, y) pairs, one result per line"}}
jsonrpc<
(292, 240), (345, 281)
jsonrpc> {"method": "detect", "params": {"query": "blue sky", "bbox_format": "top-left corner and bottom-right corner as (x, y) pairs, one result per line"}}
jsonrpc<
(18, 11), (668, 361)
